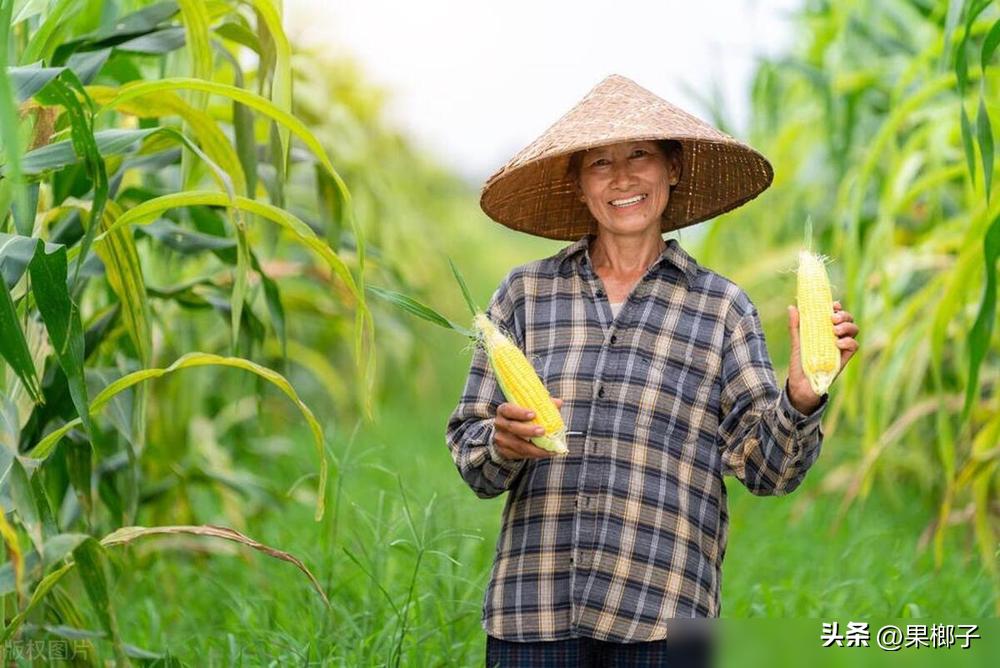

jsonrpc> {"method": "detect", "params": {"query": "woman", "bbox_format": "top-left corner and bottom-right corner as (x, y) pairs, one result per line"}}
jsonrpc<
(445, 75), (859, 666)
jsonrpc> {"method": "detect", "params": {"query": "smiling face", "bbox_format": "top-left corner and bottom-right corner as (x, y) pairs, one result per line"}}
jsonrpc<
(574, 140), (681, 239)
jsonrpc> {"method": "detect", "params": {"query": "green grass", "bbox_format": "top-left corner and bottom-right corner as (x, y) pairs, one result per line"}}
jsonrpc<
(104, 328), (995, 665)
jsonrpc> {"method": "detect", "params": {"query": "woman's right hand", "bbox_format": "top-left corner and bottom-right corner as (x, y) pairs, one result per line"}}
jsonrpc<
(493, 398), (564, 460)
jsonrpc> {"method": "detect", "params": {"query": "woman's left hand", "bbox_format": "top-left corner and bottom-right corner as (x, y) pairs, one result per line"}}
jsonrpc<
(786, 300), (859, 414)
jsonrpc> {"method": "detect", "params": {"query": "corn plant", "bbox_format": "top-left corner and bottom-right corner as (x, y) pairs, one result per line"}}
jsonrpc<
(0, 0), (375, 658)
(691, 0), (1000, 610)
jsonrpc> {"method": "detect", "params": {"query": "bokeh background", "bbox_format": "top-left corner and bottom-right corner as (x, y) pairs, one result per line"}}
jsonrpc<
(0, 0), (997, 665)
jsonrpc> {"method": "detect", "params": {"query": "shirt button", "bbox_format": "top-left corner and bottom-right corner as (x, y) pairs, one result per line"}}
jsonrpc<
(610, 335), (617, 344)
(597, 387), (605, 398)
(595, 289), (605, 298)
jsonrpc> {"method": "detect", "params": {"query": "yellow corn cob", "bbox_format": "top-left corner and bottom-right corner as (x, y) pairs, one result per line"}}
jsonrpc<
(473, 313), (568, 454)
(796, 249), (840, 396)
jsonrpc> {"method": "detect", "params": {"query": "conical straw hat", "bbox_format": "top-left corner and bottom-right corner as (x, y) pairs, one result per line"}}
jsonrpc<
(480, 74), (774, 241)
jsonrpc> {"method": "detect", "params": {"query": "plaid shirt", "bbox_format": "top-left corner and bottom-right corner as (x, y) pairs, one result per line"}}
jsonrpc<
(445, 235), (828, 643)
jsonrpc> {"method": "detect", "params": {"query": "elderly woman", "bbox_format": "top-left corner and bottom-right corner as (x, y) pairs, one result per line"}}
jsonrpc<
(446, 75), (859, 666)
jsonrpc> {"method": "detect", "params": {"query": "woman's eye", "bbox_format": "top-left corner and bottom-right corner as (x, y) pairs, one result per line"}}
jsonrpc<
(631, 149), (648, 158)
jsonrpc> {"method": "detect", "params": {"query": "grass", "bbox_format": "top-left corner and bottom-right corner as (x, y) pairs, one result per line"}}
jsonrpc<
(101, 325), (995, 665)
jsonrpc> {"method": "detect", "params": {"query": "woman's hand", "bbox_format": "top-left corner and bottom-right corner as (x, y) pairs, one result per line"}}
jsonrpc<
(787, 300), (859, 414)
(493, 398), (565, 460)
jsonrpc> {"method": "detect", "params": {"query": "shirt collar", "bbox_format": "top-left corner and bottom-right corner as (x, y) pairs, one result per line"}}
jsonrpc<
(557, 234), (699, 287)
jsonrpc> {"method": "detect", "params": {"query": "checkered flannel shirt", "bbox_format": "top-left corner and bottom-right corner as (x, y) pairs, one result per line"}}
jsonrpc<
(445, 235), (828, 643)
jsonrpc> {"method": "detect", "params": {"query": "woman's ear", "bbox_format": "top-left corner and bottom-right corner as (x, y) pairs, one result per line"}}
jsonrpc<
(668, 153), (682, 185)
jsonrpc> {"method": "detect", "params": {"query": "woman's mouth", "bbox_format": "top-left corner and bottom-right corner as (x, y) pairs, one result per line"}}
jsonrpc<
(609, 194), (647, 208)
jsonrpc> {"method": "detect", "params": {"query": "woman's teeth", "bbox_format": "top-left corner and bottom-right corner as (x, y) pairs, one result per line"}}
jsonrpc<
(610, 194), (646, 208)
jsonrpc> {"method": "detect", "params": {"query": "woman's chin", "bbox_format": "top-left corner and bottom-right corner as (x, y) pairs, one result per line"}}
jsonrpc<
(596, 218), (662, 237)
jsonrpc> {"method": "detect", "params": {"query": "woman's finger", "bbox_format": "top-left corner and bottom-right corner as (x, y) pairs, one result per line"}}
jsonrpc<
(497, 413), (547, 440)
(834, 322), (859, 337)
(835, 337), (859, 352)
(495, 431), (553, 459)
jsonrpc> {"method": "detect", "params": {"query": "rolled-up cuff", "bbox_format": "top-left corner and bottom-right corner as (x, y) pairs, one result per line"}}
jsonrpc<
(484, 422), (528, 474)
(777, 379), (827, 437)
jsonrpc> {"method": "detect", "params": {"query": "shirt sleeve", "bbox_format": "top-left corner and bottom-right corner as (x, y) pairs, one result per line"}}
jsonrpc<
(716, 304), (829, 496)
(445, 271), (529, 499)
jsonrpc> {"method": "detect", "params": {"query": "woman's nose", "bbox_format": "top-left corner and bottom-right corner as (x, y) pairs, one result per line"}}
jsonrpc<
(609, 162), (636, 189)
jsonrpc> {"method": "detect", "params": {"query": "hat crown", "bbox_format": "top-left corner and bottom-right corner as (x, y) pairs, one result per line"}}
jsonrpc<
(505, 74), (730, 171)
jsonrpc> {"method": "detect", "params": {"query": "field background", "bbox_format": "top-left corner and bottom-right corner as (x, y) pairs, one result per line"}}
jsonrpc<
(0, 0), (997, 665)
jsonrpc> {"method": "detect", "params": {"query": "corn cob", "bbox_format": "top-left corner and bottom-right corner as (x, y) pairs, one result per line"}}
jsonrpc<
(796, 249), (840, 396)
(473, 313), (568, 455)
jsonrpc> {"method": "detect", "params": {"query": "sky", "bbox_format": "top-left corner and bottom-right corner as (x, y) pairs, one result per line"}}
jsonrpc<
(284, 0), (802, 184)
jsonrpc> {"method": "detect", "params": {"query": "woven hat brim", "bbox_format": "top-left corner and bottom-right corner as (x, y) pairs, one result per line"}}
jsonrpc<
(479, 75), (774, 241)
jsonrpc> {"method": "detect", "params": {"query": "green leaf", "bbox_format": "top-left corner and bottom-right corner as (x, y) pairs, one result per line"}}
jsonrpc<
(30, 352), (330, 522)
(8, 457), (43, 550)
(34, 70), (109, 289)
(0, 231), (63, 289)
(216, 46), (258, 198)
(72, 538), (128, 664)
(92, 200), (152, 368)
(91, 191), (359, 304)
(10, 182), (38, 235)
(138, 218), (236, 253)
(316, 164), (344, 251)
(367, 285), (473, 338)
(981, 17), (1000, 72)
(65, 48), (111, 84)
(87, 0), (179, 41)
(29, 239), (92, 434)
(447, 257), (480, 316)
(250, 251), (286, 360)
(214, 20), (260, 54)
(0, 2), (29, 233)
(961, 105), (977, 187)
(250, 0), (291, 170)
(99, 524), (330, 607)
(115, 26), (186, 54)
(17, 128), (158, 175)
(976, 96), (994, 202)
(962, 212), (1000, 425)
(6, 65), (65, 102)
(65, 439), (93, 527)
(0, 264), (43, 404)
(20, 0), (83, 65)
(942, 0), (964, 71)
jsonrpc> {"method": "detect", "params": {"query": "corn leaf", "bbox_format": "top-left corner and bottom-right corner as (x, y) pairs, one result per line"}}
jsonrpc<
(447, 257), (480, 316)
(0, 504), (25, 607)
(29, 352), (329, 521)
(962, 211), (1000, 424)
(86, 0), (179, 42)
(20, 0), (83, 65)
(17, 128), (158, 175)
(65, 48), (110, 84)
(0, 269), (43, 404)
(0, 232), (62, 288)
(250, 0), (291, 170)
(6, 65), (65, 102)
(34, 70), (108, 289)
(100, 524), (330, 607)
(367, 285), (473, 338)
(28, 238), (93, 434)
(980, 17), (1000, 72)
(91, 191), (359, 303)
(976, 96), (993, 202)
(0, 561), (74, 643)
(0, 1), (29, 233)
(71, 538), (128, 665)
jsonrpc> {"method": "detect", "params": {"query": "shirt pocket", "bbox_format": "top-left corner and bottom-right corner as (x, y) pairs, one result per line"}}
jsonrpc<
(630, 349), (719, 449)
